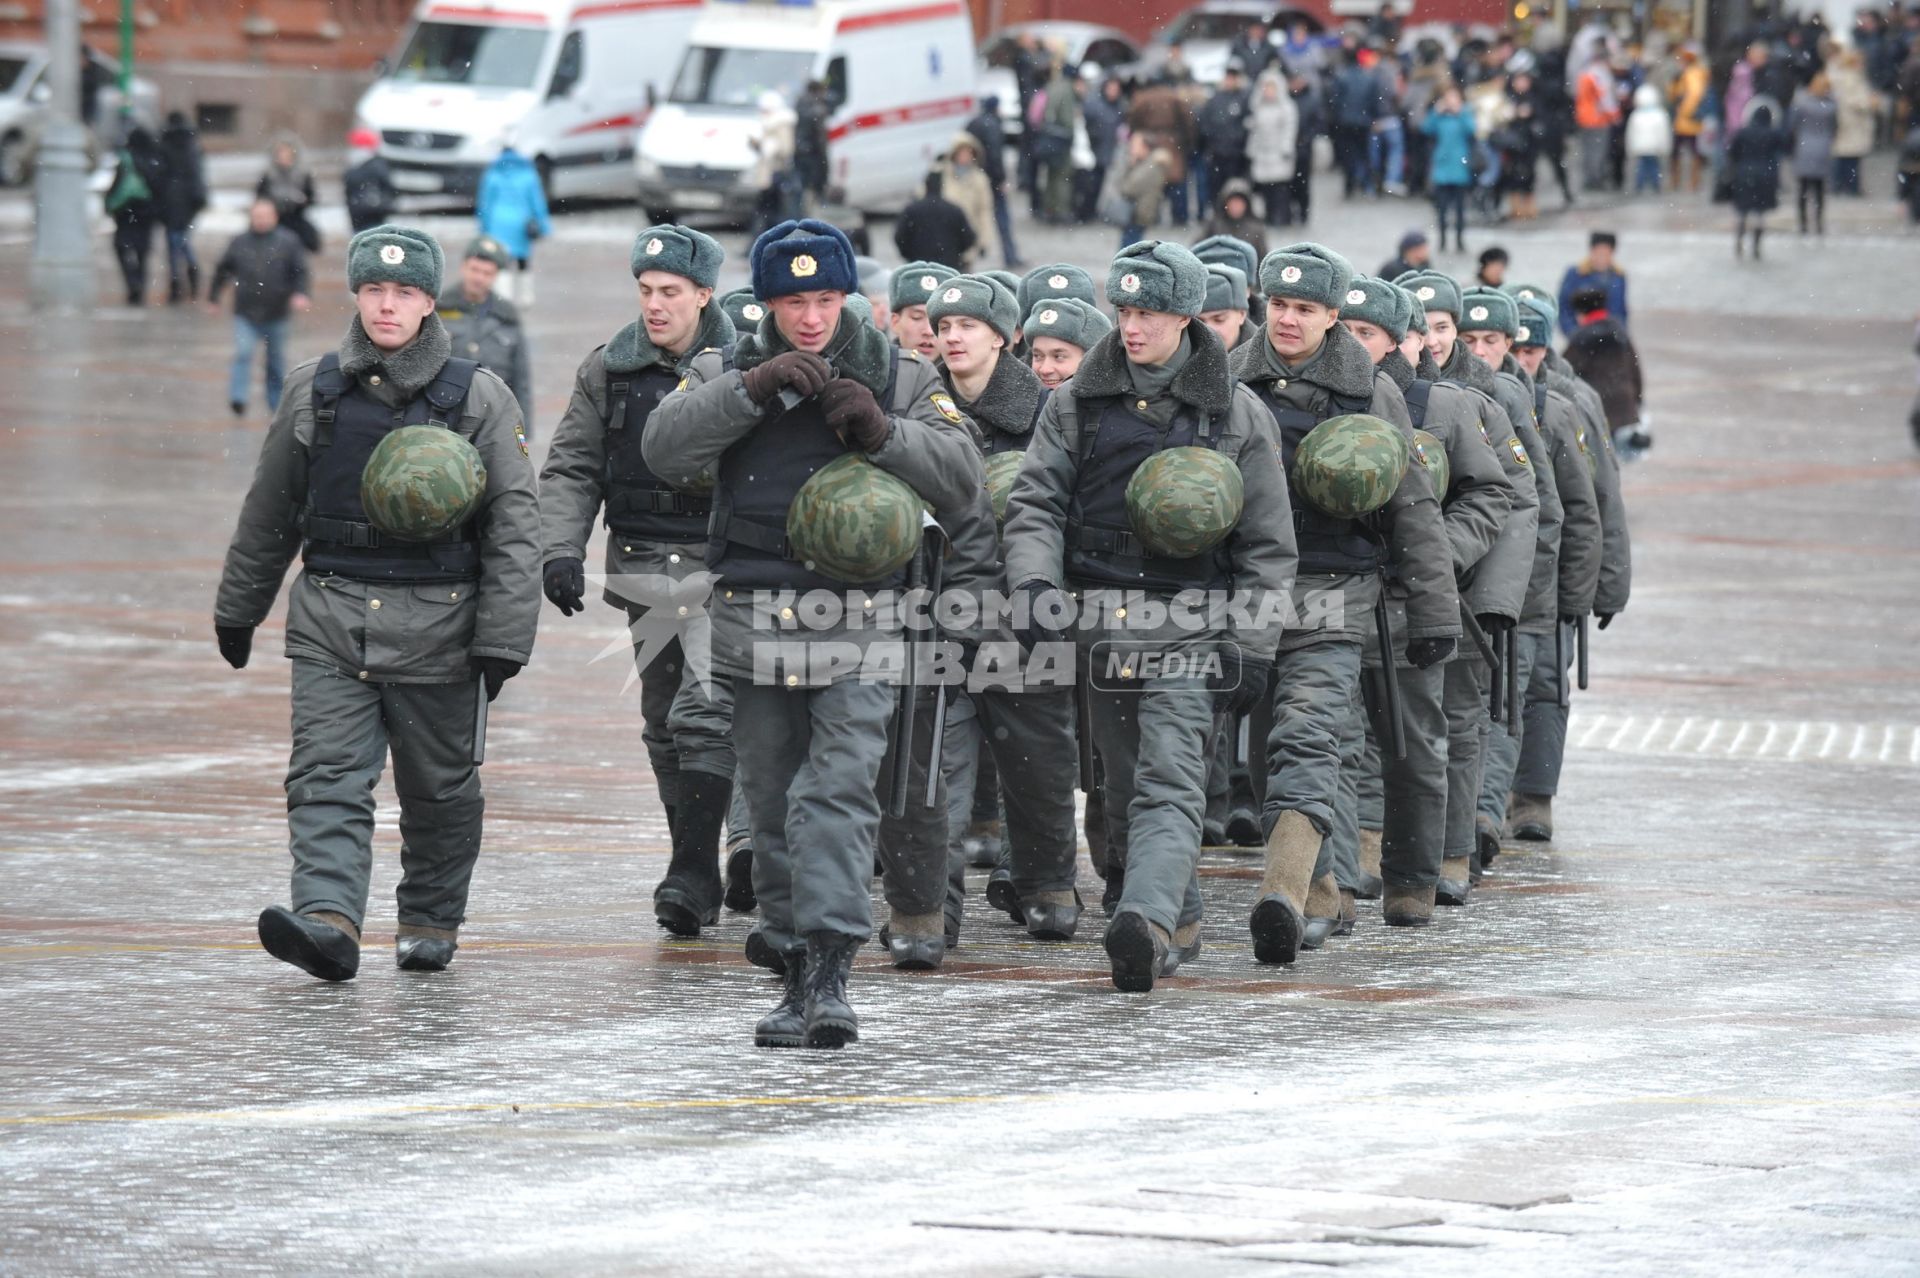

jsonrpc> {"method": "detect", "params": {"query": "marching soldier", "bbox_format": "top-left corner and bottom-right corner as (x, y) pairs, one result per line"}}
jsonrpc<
(889, 261), (957, 360)
(437, 236), (534, 428)
(214, 224), (539, 981)
(1230, 244), (1457, 942)
(1003, 239), (1295, 991)
(1026, 298), (1111, 391)
(646, 219), (982, 1047)
(539, 225), (751, 937)
(1199, 264), (1255, 350)
(719, 286), (767, 335)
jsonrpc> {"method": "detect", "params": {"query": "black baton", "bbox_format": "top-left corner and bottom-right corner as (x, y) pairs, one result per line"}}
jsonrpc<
(887, 541), (927, 820)
(1374, 589), (1406, 761)
(1075, 673), (1096, 791)
(921, 529), (948, 811)
(471, 675), (489, 767)
(1576, 613), (1590, 691)
(1504, 627), (1521, 735)
(1556, 619), (1571, 709)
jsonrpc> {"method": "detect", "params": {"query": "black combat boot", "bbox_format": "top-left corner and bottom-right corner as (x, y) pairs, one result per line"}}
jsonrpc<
(653, 772), (728, 936)
(1101, 863), (1125, 916)
(1103, 910), (1168, 992)
(744, 925), (787, 974)
(984, 848), (1022, 921)
(1021, 889), (1082, 941)
(753, 950), (808, 1048)
(723, 840), (755, 913)
(801, 932), (860, 1048)
(395, 922), (458, 971)
(882, 912), (945, 971)
(257, 907), (360, 982)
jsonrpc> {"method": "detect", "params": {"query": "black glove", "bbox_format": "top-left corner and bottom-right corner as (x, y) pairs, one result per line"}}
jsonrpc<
(739, 350), (833, 406)
(1210, 644), (1270, 716)
(819, 376), (891, 451)
(1474, 612), (1515, 637)
(1560, 613), (1584, 629)
(1406, 637), (1456, 669)
(1013, 580), (1070, 652)
(471, 655), (523, 703)
(215, 624), (254, 670)
(543, 557), (586, 616)
(1596, 612), (1615, 631)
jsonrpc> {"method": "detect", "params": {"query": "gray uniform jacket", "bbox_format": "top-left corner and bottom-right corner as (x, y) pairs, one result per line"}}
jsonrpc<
(539, 305), (736, 608)
(1379, 350), (1512, 581)
(1002, 323), (1296, 663)
(215, 314), (541, 683)
(1403, 348), (1536, 623)
(438, 289), (533, 426)
(1544, 349), (1631, 617)
(1229, 324), (1458, 654)
(1439, 343), (1563, 629)
(1508, 355), (1602, 626)
(643, 314), (984, 685)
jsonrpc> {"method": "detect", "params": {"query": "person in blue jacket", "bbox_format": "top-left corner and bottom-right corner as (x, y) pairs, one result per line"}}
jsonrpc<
(1556, 230), (1628, 332)
(1422, 87), (1475, 252)
(476, 131), (554, 305)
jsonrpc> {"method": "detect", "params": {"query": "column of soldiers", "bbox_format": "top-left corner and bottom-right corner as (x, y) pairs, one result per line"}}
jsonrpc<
(214, 213), (1629, 1049)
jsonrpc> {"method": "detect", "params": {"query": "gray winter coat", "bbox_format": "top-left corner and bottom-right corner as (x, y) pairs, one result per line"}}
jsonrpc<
(438, 288), (534, 427)
(1508, 355), (1602, 627)
(1787, 92), (1838, 180)
(1543, 350), (1630, 617)
(1002, 322), (1296, 663)
(215, 314), (541, 682)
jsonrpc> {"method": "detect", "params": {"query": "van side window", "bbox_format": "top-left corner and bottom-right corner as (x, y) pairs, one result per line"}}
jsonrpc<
(548, 31), (584, 100)
(825, 56), (848, 111)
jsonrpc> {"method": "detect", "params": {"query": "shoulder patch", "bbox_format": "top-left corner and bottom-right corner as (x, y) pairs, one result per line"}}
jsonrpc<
(1475, 418), (1491, 447)
(930, 391), (964, 424)
(516, 421), (528, 458)
(676, 374), (690, 392)
(437, 307), (463, 320)
(1508, 437), (1530, 468)
(902, 349), (925, 363)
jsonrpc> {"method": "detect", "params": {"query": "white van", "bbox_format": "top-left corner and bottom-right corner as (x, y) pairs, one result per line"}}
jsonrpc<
(635, 0), (976, 222)
(354, 0), (701, 202)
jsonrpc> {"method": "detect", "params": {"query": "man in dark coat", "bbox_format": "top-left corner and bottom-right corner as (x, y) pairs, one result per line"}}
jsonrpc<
(892, 170), (975, 269)
(794, 80), (834, 205)
(966, 96), (1021, 268)
(156, 111), (208, 303)
(1561, 286), (1644, 449)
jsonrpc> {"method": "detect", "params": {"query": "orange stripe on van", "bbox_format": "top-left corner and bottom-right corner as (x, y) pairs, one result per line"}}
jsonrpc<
(424, 4), (551, 23)
(836, 1), (965, 32)
(572, 0), (702, 16)
(826, 94), (974, 141)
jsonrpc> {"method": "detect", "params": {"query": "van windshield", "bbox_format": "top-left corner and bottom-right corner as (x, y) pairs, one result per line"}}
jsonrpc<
(669, 46), (814, 109)
(0, 57), (29, 97)
(390, 21), (548, 89)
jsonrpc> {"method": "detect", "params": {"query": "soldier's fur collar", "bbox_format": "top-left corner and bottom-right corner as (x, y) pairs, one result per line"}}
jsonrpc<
(947, 351), (1044, 438)
(435, 287), (521, 325)
(1542, 347), (1572, 378)
(1437, 341), (1496, 397)
(605, 303), (737, 375)
(1416, 349), (1443, 383)
(1499, 353), (1533, 392)
(1378, 349), (1415, 392)
(339, 312), (451, 396)
(1073, 321), (1234, 418)
(734, 310), (894, 395)
(1228, 320), (1375, 399)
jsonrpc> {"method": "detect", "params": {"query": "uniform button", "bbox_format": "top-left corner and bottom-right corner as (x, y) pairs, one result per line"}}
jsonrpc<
(779, 607), (793, 620)
(669, 553), (681, 564)
(369, 598), (381, 610)
(1114, 607), (1126, 619)
(677, 605), (688, 617)
(784, 674), (799, 687)
(1276, 378), (1288, 388)
(623, 544), (632, 553)
(1120, 666), (1133, 678)
(358, 670), (370, 680)
(450, 591), (459, 600)
(863, 597), (873, 609)
(725, 590), (734, 600)
(369, 374), (382, 386)
(1135, 399), (1148, 411)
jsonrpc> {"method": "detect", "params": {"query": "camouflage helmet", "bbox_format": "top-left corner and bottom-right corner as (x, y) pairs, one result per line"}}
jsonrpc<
(1292, 414), (1408, 518)
(1125, 446), (1245, 559)
(787, 454), (923, 582)
(1410, 428), (1449, 499)
(359, 425), (487, 541)
(984, 449), (1025, 528)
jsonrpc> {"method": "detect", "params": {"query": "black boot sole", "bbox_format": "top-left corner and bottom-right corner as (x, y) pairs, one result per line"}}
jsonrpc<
(743, 930), (788, 974)
(1511, 822), (1551, 842)
(1249, 895), (1305, 966)
(1104, 912), (1160, 992)
(1101, 871), (1125, 917)
(654, 884), (720, 937)
(1435, 880), (1470, 907)
(753, 1020), (806, 1049)
(723, 847), (756, 913)
(886, 938), (944, 971)
(804, 1017), (858, 1049)
(1024, 907), (1079, 942)
(257, 908), (359, 982)
(1476, 827), (1500, 871)
(985, 873), (1023, 921)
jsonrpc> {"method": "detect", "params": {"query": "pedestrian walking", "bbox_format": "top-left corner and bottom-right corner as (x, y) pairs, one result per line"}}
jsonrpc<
(214, 224), (540, 983)
(156, 111), (207, 304)
(342, 128), (399, 233)
(1667, 44), (1711, 192)
(476, 133), (553, 305)
(1827, 48), (1875, 196)
(966, 96), (1022, 266)
(106, 126), (167, 306)
(1556, 230), (1628, 333)
(1114, 132), (1174, 245)
(1197, 64), (1252, 214)
(1286, 68), (1324, 225)
(1243, 68), (1297, 228)
(1624, 84), (1671, 193)
(1727, 104), (1790, 258)
(934, 134), (1000, 268)
(892, 171), (975, 269)
(1037, 60), (1081, 223)
(1422, 88), (1475, 251)
(257, 133), (320, 254)
(1203, 178), (1268, 260)
(437, 236), (534, 427)
(207, 197), (311, 417)
(1788, 76), (1838, 234)
(1573, 53), (1621, 190)
(1562, 285), (1646, 454)
(794, 79), (834, 208)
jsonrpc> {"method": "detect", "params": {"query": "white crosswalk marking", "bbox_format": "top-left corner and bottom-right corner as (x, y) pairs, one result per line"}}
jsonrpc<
(1570, 714), (1920, 769)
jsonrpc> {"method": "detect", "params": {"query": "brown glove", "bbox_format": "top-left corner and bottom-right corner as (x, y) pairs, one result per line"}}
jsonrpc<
(819, 377), (891, 452)
(739, 351), (833, 406)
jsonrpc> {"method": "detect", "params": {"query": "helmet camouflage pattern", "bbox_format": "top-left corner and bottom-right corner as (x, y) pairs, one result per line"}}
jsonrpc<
(787, 453), (923, 581)
(1125, 446), (1245, 559)
(1410, 428), (1449, 499)
(984, 450), (1025, 527)
(359, 425), (487, 541)
(1292, 414), (1408, 518)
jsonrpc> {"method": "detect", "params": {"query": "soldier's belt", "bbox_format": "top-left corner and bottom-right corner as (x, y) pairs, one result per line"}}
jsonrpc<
(713, 511), (792, 559)
(610, 490), (712, 518)
(300, 514), (469, 549)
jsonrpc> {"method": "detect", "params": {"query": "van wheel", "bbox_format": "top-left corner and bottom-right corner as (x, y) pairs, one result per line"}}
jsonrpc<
(0, 132), (32, 187)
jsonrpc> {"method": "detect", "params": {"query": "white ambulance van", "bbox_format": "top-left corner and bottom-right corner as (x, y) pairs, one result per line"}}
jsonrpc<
(635, 0), (976, 222)
(354, 0), (701, 202)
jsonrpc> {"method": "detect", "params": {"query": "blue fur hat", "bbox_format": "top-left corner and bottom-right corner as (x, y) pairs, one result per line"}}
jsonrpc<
(749, 218), (858, 301)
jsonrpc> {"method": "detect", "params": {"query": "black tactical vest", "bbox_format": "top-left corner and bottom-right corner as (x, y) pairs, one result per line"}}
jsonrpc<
(1063, 397), (1232, 592)
(708, 349), (902, 591)
(1261, 382), (1383, 576)
(1403, 378), (1433, 428)
(979, 389), (1049, 457)
(302, 353), (482, 582)
(604, 361), (710, 542)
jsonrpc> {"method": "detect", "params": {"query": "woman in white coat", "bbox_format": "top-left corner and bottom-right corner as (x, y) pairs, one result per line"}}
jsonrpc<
(1243, 69), (1298, 227)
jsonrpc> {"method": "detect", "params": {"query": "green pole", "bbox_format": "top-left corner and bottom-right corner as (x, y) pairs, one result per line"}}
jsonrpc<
(118, 0), (133, 96)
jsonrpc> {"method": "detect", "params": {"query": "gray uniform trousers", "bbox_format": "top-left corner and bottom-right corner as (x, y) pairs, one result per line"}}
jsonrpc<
(1348, 662), (1449, 888)
(1258, 640), (1365, 871)
(1478, 630), (1547, 827)
(941, 684), (1082, 909)
(732, 676), (894, 954)
(877, 687), (950, 921)
(1326, 677), (1368, 892)
(628, 624), (750, 844)
(286, 659), (484, 932)
(1514, 621), (1576, 797)
(1090, 675), (1214, 936)
(1443, 655), (1492, 860)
